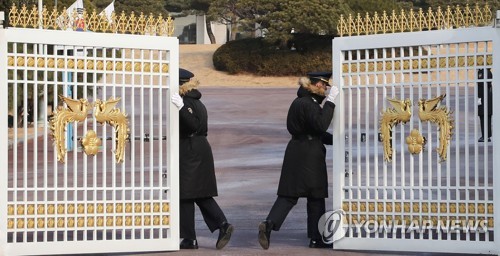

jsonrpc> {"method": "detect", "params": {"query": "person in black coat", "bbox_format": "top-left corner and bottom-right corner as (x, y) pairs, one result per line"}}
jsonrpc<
(477, 68), (493, 142)
(258, 71), (339, 249)
(171, 68), (233, 250)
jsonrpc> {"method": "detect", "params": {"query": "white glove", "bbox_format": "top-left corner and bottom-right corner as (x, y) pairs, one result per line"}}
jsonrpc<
(326, 85), (339, 103)
(171, 93), (184, 109)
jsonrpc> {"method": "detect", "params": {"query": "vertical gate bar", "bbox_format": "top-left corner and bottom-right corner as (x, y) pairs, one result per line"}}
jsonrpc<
(382, 48), (388, 211)
(363, 52), (370, 197)
(130, 50), (136, 213)
(120, 48), (126, 223)
(485, 41), (492, 243)
(157, 50), (162, 199)
(373, 48), (380, 235)
(0, 29), (8, 248)
(140, 48), (145, 239)
(102, 47), (108, 205)
(12, 42), (18, 210)
(437, 44), (443, 217)
(344, 51), (352, 231)
(410, 46), (417, 240)
(0, 27), (6, 247)
(21, 42), (28, 245)
(389, 47), (396, 205)
(110, 47), (116, 242)
(346, 50), (353, 197)
(467, 43), (477, 243)
(168, 42), (179, 242)
(354, 50), (361, 191)
(33, 43), (39, 212)
(372, 53), (379, 183)
(491, 28), (500, 253)
(148, 50), (154, 207)
(417, 46), (423, 216)
(454, 43), (460, 232)
(364, 49), (369, 190)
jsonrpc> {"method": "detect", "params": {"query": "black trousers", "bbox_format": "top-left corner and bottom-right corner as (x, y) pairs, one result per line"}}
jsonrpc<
(180, 197), (227, 239)
(266, 196), (325, 239)
(479, 115), (493, 138)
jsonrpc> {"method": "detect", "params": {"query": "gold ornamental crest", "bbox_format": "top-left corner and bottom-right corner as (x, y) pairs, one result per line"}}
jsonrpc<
(380, 94), (454, 162)
(50, 95), (129, 163)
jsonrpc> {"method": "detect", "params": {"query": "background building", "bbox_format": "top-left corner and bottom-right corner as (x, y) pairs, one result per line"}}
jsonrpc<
(173, 14), (227, 44)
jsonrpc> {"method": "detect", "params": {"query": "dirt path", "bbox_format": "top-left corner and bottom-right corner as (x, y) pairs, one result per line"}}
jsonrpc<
(180, 44), (298, 87)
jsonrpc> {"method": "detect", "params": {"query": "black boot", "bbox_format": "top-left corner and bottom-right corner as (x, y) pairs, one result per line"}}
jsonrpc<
(258, 220), (273, 249)
(216, 221), (234, 249)
(180, 238), (198, 249)
(309, 239), (332, 248)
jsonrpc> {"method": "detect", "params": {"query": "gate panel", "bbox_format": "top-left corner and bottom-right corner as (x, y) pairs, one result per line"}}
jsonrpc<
(0, 28), (179, 255)
(332, 27), (499, 254)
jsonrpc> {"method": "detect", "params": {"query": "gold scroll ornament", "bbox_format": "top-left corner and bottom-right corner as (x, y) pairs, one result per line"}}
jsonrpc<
(50, 96), (129, 163)
(380, 94), (453, 162)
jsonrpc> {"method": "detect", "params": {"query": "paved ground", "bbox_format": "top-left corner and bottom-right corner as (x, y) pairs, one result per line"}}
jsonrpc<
(7, 86), (484, 256)
(128, 87), (415, 256)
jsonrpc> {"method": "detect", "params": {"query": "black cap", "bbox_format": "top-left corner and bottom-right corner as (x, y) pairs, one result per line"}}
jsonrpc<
(179, 68), (194, 85)
(307, 71), (332, 86)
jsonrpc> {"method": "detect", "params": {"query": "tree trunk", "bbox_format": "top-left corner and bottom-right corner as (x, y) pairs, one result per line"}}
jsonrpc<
(230, 16), (237, 41)
(205, 18), (216, 44)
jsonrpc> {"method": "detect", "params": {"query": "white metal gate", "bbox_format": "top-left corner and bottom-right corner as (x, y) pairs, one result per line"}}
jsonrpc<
(332, 27), (500, 254)
(0, 28), (180, 255)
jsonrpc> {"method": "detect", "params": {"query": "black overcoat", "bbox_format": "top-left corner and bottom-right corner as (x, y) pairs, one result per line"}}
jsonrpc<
(178, 89), (218, 200)
(477, 68), (493, 116)
(277, 86), (335, 198)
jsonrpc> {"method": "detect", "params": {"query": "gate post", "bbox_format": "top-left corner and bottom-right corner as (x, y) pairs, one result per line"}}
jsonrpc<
(491, 11), (500, 254)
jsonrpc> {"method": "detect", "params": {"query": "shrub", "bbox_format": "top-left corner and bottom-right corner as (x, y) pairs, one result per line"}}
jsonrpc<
(213, 34), (334, 76)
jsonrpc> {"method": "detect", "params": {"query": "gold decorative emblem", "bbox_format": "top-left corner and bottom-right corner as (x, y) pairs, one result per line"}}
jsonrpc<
(50, 95), (91, 163)
(380, 98), (412, 162)
(94, 98), (130, 163)
(50, 95), (129, 163)
(418, 94), (454, 162)
(380, 94), (453, 162)
(406, 129), (425, 154)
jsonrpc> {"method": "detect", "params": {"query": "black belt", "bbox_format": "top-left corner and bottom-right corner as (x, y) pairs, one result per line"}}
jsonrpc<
(292, 134), (319, 141)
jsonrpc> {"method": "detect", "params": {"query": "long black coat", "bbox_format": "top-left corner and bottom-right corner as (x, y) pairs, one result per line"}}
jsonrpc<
(277, 86), (335, 198)
(178, 89), (218, 200)
(477, 68), (493, 116)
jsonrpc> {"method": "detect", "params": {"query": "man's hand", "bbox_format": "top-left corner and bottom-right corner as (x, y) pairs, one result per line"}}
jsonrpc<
(326, 85), (339, 103)
(171, 93), (184, 109)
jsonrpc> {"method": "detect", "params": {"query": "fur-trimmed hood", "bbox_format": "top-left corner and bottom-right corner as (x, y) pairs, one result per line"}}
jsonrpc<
(298, 77), (327, 97)
(179, 79), (200, 96)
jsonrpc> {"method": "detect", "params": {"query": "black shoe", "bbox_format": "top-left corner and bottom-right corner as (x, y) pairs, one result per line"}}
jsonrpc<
(309, 239), (332, 248)
(479, 137), (492, 142)
(216, 222), (234, 249)
(180, 238), (198, 249)
(258, 220), (273, 250)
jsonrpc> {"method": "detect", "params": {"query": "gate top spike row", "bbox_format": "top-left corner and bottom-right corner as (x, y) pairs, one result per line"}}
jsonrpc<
(338, 3), (493, 37)
(7, 4), (175, 37)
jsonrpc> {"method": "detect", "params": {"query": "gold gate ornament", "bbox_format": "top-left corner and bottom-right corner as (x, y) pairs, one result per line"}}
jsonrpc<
(380, 98), (412, 162)
(50, 95), (129, 163)
(417, 94), (454, 162)
(380, 94), (453, 162)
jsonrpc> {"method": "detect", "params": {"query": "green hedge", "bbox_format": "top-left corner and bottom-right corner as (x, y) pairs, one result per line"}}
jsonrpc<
(212, 34), (334, 76)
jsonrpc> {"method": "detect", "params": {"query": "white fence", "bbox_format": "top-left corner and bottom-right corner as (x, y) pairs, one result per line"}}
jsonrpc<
(0, 28), (180, 255)
(332, 27), (500, 254)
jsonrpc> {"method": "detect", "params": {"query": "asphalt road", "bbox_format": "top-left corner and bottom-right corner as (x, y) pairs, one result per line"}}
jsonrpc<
(135, 87), (408, 256)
